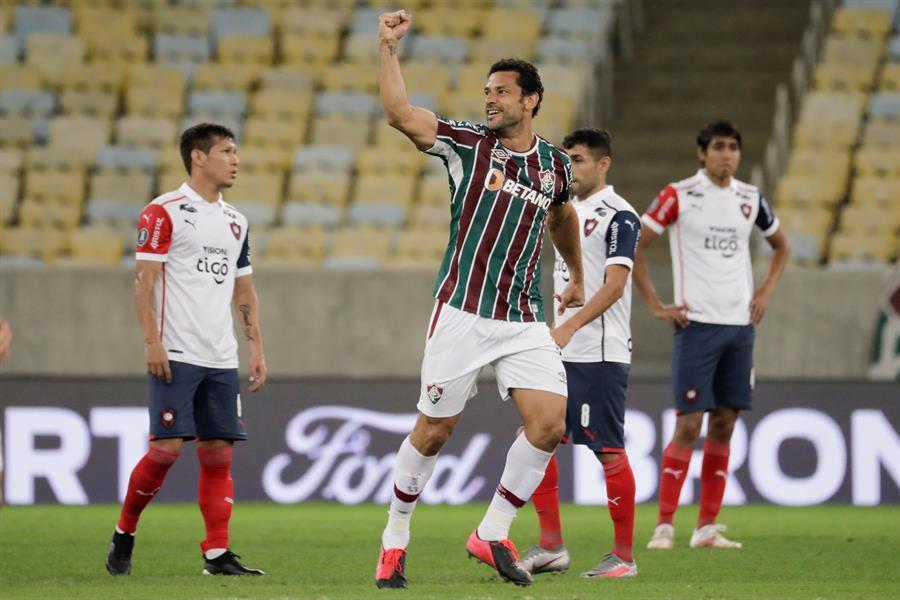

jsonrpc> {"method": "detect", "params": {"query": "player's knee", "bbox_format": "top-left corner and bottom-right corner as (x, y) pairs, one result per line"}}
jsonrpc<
(150, 438), (183, 457)
(673, 416), (702, 445)
(707, 414), (736, 441)
(417, 421), (455, 455)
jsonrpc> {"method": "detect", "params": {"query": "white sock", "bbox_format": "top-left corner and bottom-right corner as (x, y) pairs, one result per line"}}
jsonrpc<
(205, 548), (227, 560)
(478, 433), (554, 541)
(114, 526), (134, 536)
(382, 436), (437, 550)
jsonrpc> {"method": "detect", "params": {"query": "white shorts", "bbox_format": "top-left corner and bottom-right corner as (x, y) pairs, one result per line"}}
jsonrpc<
(417, 301), (568, 418)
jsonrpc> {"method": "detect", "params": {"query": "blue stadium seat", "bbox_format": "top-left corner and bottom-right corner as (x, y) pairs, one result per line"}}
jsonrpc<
(410, 36), (468, 63)
(538, 37), (606, 63)
(408, 93), (438, 113)
(314, 91), (376, 117)
(292, 145), (355, 173)
(0, 90), (54, 117)
(14, 6), (71, 44)
(154, 34), (211, 63)
(347, 203), (406, 227)
(188, 90), (248, 117)
(211, 7), (271, 44)
(350, 8), (383, 35)
(95, 146), (157, 172)
(889, 35), (900, 61)
(239, 203), (277, 227)
(545, 8), (615, 39)
(0, 38), (19, 63)
(869, 92), (900, 119)
(282, 202), (342, 227)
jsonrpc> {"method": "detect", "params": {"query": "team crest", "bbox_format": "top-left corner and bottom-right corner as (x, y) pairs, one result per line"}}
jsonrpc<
(137, 228), (149, 246)
(161, 408), (176, 428)
(230, 221), (241, 240)
(539, 170), (555, 195)
(426, 384), (443, 405)
(740, 203), (751, 219)
(584, 218), (599, 237)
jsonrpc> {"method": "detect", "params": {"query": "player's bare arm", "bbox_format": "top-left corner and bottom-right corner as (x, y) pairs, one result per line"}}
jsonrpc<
(134, 260), (171, 383)
(0, 318), (12, 361)
(233, 274), (267, 392)
(551, 264), (630, 349)
(633, 227), (689, 327)
(751, 226), (791, 325)
(548, 202), (585, 314)
(378, 10), (438, 150)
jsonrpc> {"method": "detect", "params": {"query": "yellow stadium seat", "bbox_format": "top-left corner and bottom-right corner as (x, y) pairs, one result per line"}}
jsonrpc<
(330, 227), (391, 260)
(154, 5), (210, 36)
(832, 8), (893, 39)
(399, 62), (451, 97)
(259, 65), (319, 91)
(774, 173), (846, 207)
(369, 0), (429, 9)
(229, 172), (284, 207)
(249, 89), (314, 119)
(786, 149), (852, 178)
(0, 117), (34, 148)
(0, 148), (24, 175)
(343, 34), (380, 64)
(357, 148), (425, 177)
(814, 62), (877, 92)
(59, 62), (127, 93)
(244, 116), (309, 149)
(822, 35), (884, 67)
(116, 116), (179, 149)
(193, 63), (264, 92)
(840, 203), (900, 234)
(128, 64), (187, 95)
(850, 176), (900, 207)
(409, 204), (451, 229)
(540, 96), (578, 131)
(59, 90), (118, 119)
(418, 175), (452, 206)
(470, 37), (536, 63)
(310, 114), (371, 147)
(24, 169), (86, 205)
(286, 172), (351, 206)
(26, 34), (84, 84)
(0, 197), (16, 226)
(855, 147), (900, 177)
(415, 8), (482, 37)
(793, 121), (860, 149)
(372, 119), (412, 148)
(90, 171), (153, 202)
(156, 171), (185, 196)
(438, 91), (485, 123)
(321, 64), (379, 93)
(262, 226), (328, 265)
(862, 118), (900, 145)
(392, 228), (448, 263)
(280, 34), (340, 66)
(0, 172), (18, 218)
(0, 65), (42, 90)
(456, 63), (491, 95)
(19, 200), (82, 229)
(775, 206), (834, 243)
(87, 34), (148, 63)
(27, 146), (93, 173)
(236, 145), (291, 174)
(76, 8), (139, 46)
(830, 230), (895, 263)
(352, 174), (416, 207)
(483, 8), (541, 42)
(62, 226), (126, 266)
(798, 90), (867, 121)
(278, 7), (347, 38)
(879, 62), (900, 92)
(217, 35), (274, 64)
(48, 116), (111, 156)
(0, 226), (68, 259)
(126, 87), (185, 120)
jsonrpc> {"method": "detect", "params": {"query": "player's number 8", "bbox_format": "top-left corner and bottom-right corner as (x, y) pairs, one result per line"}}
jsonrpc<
(580, 404), (590, 427)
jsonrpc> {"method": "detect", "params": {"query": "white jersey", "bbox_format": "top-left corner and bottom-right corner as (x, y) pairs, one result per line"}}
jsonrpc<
(135, 182), (252, 369)
(553, 186), (641, 364)
(642, 169), (779, 326)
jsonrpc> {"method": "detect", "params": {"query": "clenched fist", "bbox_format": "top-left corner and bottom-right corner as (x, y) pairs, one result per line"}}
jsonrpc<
(379, 10), (412, 45)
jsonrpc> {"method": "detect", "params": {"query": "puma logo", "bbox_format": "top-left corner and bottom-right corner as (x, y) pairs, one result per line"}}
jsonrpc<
(607, 496), (621, 506)
(225, 497), (234, 504)
(714, 470), (728, 479)
(135, 487), (160, 497)
(663, 467), (683, 479)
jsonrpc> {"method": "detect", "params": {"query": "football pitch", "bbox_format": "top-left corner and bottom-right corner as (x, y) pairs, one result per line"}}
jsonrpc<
(1, 503), (897, 599)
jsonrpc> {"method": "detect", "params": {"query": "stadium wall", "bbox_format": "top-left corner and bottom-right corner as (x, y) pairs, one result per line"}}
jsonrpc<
(1, 378), (897, 507)
(0, 265), (887, 378)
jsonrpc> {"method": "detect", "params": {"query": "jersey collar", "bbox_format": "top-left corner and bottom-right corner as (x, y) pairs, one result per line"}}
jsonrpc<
(179, 182), (223, 205)
(697, 168), (738, 192)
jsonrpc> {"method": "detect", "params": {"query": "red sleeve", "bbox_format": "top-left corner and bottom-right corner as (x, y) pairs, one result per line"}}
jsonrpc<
(642, 185), (679, 232)
(135, 203), (173, 256)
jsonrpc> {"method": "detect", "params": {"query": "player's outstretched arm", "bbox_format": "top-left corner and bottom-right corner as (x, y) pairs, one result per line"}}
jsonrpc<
(632, 227), (689, 327)
(233, 274), (267, 392)
(134, 260), (171, 383)
(551, 264), (630, 349)
(0, 318), (12, 362)
(378, 10), (438, 150)
(548, 202), (585, 313)
(751, 226), (790, 324)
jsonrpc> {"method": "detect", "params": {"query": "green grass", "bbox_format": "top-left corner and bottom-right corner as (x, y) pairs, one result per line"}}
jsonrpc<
(0, 503), (897, 599)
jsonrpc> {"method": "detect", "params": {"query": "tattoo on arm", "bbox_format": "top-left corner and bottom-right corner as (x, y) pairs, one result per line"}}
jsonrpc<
(388, 43), (397, 56)
(239, 303), (256, 341)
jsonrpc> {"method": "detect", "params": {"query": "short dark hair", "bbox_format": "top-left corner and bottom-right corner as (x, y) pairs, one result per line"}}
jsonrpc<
(563, 128), (612, 159)
(488, 58), (544, 117)
(697, 120), (742, 151)
(179, 123), (235, 174)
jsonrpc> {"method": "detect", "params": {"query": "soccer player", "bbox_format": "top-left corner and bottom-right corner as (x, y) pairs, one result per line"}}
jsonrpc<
(635, 120), (790, 550)
(374, 10), (585, 589)
(105, 123), (268, 576)
(519, 129), (641, 579)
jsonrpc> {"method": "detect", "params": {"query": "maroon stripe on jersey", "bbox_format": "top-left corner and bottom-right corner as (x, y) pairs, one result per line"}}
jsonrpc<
(519, 225), (544, 322)
(496, 483), (526, 508)
(462, 156), (522, 313)
(437, 121), (483, 147)
(492, 192), (537, 320)
(393, 485), (420, 503)
(428, 302), (443, 340)
(436, 140), (491, 301)
(549, 152), (567, 202)
(159, 263), (167, 340)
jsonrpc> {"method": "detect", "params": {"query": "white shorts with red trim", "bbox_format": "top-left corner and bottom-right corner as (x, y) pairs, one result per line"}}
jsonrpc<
(417, 301), (568, 418)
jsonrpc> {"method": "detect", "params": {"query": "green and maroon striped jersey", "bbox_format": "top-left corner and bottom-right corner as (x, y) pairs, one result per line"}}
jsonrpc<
(424, 117), (573, 322)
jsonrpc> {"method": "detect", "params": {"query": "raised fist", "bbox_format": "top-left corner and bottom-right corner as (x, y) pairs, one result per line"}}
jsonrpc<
(379, 10), (412, 44)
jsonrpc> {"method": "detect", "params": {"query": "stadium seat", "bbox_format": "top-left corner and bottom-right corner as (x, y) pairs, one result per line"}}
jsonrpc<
(281, 201), (342, 228)
(410, 36), (469, 64)
(95, 146), (157, 173)
(0, 116), (35, 147)
(438, 91), (485, 123)
(786, 149), (852, 179)
(90, 171), (154, 205)
(235, 146), (291, 174)
(869, 92), (900, 119)
(261, 226), (328, 267)
(822, 36), (884, 68)
(217, 35), (274, 64)
(154, 34), (211, 64)
(398, 62), (451, 97)
(484, 7), (541, 42)
(211, 7), (271, 44)
(775, 173), (846, 207)
(127, 65), (187, 117)
(840, 203), (900, 234)
(538, 37), (603, 63)
(25, 33), (83, 84)
(280, 34), (340, 66)
(310, 114), (371, 146)
(832, 7), (894, 39)
(418, 175), (452, 206)
(878, 62), (900, 92)
(314, 91), (376, 117)
(830, 230), (895, 263)
(862, 118), (900, 144)
(292, 145), (355, 173)
(0, 89), (54, 118)
(372, 119), (412, 148)
(0, 172), (18, 222)
(0, 38), (19, 64)
(86, 199), (145, 226)
(390, 228), (448, 266)
(325, 226), (391, 269)
(58, 89), (117, 119)
(27, 145), (93, 172)
(63, 226), (125, 266)
(0, 147), (23, 174)
(814, 62), (877, 92)
(59, 62), (126, 93)
(260, 65), (318, 91)
(349, 8), (384, 35)
(343, 33), (382, 64)
(154, 5), (210, 36)
(48, 116), (110, 158)
(244, 116), (308, 149)
(14, 5), (71, 44)
(87, 33), (148, 63)
(0, 226), (67, 260)
(188, 90), (247, 118)
(850, 176), (900, 206)
(320, 64), (379, 93)
(410, 204), (451, 229)
(228, 172), (283, 207)
(193, 63), (263, 92)
(250, 89), (313, 120)
(24, 169), (86, 205)
(855, 146), (900, 176)
(546, 7), (615, 40)
(414, 7), (480, 37)
(158, 171), (187, 196)
(793, 121), (860, 149)
(76, 8), (138, 47)
(116, 116), (179, 148)
(357, 148), (425, 176)
(0, 64), (42, 90)
(278, 7), (347, 38)
(286, 171), (352, 206)
(469, 37), (536, 63)
(19, 199), (82, 229)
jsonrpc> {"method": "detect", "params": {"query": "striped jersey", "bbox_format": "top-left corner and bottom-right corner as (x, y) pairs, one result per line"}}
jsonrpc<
(424, 117), (573, 322)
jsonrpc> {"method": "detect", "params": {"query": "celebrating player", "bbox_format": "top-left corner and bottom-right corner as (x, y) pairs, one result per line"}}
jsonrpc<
(634, 120), (790, 550)
(374, 10), (584, 589)
(519, 129), (641, 579)
(105, 123), (268, 576)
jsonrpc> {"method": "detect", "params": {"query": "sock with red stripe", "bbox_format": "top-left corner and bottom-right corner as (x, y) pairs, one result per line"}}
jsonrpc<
(197, 445), (234, 554)
(698, 439), (731, 528)
(117, 445), (179, 533)
(382, 436), (437, 550)
(478, 433), (554, 541)
(603, 454), (635, 562)
(658, 442), (692, 526)
(531, 454), (563, 549)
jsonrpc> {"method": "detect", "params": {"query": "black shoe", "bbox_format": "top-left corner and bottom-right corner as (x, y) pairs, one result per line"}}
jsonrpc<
(202, 550), (265, 576)
(105, 531), (134, 576)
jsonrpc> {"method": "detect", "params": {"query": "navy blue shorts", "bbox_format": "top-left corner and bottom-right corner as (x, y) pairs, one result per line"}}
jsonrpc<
(563, 361), (630, 453)
(672, 321), (755, 414)
(147, 361), (246, 441)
